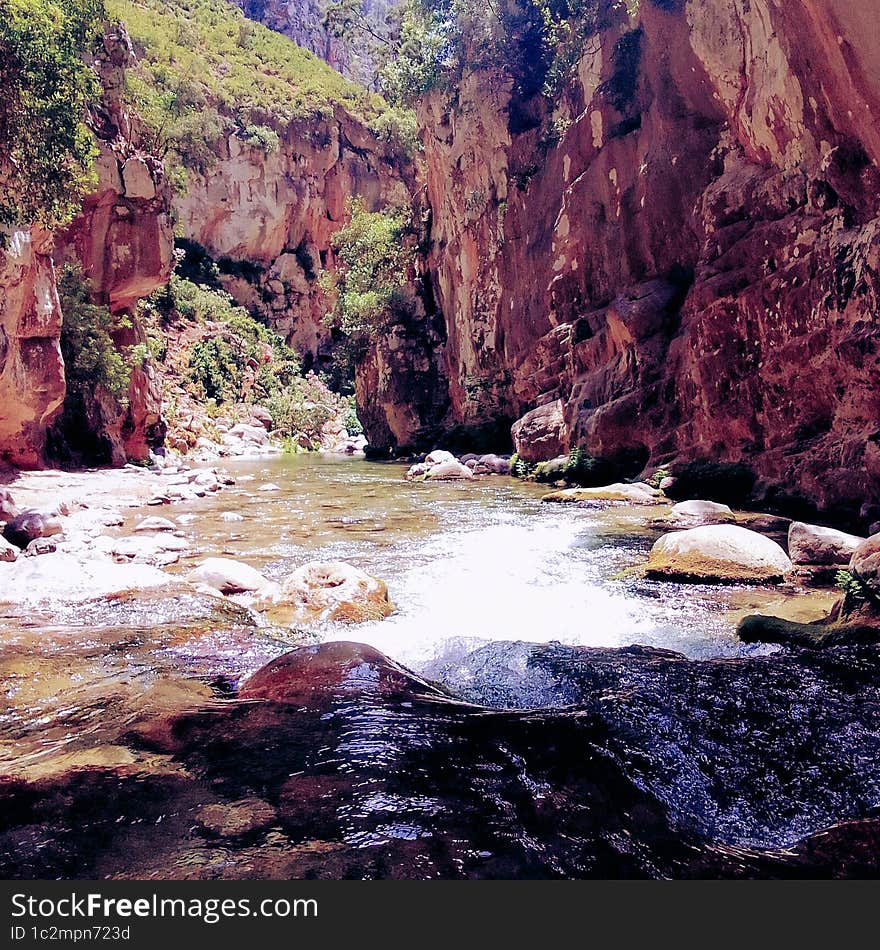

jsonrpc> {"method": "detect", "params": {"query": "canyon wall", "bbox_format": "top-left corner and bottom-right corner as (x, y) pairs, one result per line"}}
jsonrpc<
(175, 113), (449, 450)
(418, 0), (880, 524)
(0, 26), (173, 468)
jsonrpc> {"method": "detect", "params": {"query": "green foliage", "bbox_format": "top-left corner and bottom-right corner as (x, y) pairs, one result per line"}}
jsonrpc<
(241, 124), (280, 152)
(0, 0), (103, 227)
(322, 198), (416, 336)
(368, 106), (421, 155)
(381, 0), (600, 106)
(509, 453), (536, 479)
(835, 570), (869, 605)
(647, 465), (671, 489)
(108, 0), (386, 174)
(262, 373), (348, 449)
(58, 263), (131, 401)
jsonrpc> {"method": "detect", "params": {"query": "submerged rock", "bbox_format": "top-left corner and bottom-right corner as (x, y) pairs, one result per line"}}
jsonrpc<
(542, 482), (662, 505)
(788, 522), (864, 566)
(240, 641), (435, 704)
(187, 557), (268, 595)
(645, 524), (792, 582)
(256, 560), (393, 625)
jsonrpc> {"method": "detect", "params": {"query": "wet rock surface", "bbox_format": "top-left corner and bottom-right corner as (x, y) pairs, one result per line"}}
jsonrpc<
(3, 639), (880, 879)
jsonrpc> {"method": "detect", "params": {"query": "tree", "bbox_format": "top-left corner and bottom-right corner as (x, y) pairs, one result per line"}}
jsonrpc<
(0, 0), (104, 228)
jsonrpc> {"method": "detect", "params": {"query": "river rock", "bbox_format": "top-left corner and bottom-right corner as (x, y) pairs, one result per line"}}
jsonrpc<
(424, 460), (475, 481)
(24, 537), (57, 557)
(0, 536), (18, 562)
(196, 798), (276, 837)
(542, 482), (663, 505)
(256, 560), (393, 625)
(405, 462), (431, 480)
(668, 500), (733, 525)
(240, 642), (433, 704)
(3, 509), (63, 549)
(134, 516), (176, 533)
(511, 399), (568, 463)
(788, 522), (864, 566)
(229, 423), (269, 445)
(0, 488), (20, 523)
(247, 406), (273, 432)
(188, 557), (268, 594)
(645, 524), (792, 583)
(473, 454), (511, 475)
(425, 449), (456, 466)
(221, 511), (244, 522)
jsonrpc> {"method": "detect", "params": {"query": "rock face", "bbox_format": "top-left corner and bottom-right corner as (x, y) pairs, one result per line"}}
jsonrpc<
(414, 0), (880, 524)
(52, 26), (173, 465)
(174, 112), (449, 452)
(646, 524), (793, 583)
(0, 228), (66, 466)
(0, 26), (172, 469)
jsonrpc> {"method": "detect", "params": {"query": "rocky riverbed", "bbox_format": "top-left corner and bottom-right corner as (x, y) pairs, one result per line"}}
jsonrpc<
(1, 452), (879, 878)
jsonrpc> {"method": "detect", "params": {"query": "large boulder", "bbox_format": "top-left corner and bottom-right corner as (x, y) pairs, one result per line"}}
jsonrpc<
(256, 560), (393, 626)
(511, 399), (568, 463)
(645, 525), (792, 583)
(3, 509), (63, 549)
(542, 483), (663, 505)
(187, 557), (268, 595)
(788, 522), (864, 566)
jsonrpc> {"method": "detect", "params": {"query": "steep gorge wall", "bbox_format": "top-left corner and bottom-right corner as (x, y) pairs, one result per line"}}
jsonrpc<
(420, 0), (880, 524)
(0, 26), (173, 468)
(176, 113), (449, 450)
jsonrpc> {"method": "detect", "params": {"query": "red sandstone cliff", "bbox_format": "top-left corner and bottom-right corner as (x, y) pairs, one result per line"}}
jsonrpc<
(416, 0), (880, 523)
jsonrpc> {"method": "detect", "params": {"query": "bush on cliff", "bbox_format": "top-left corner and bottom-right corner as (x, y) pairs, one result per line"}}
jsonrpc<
(57, 263), (132, 401)
(0, 0), (103, 227)
(321, 198), (416, 337)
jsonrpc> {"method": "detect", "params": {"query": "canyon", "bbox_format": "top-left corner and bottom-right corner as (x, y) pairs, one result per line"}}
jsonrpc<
(2, 0), (880, 525)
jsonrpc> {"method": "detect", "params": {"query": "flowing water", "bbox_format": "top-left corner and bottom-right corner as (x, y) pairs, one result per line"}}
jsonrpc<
(1, 455), (851, 879)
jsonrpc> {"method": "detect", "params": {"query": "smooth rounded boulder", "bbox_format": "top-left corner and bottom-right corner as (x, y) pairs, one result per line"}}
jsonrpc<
(187, 557), (268, 594)
(645, 524), (792, 582)
(257, 560), (393, 625)
(788, 522), (864, 566)
(511, 399), (568, 463)
(240, 641), (438, 704)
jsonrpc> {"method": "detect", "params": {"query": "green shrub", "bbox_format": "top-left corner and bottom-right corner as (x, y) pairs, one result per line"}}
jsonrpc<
(368, 106), (421, 156)
(58, 263), (131, 401)
(108, 0), (384, 177)
(510, 453), (536, 479)
(262, 374), (346, 448)
(835, 570), (869, 605)
(241, 124), (280, 152)
(321, 198), (416, 336)
(0, 0), (103, 227)
(647, 465), (672, 489)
